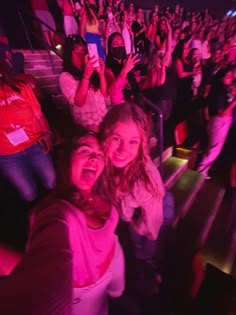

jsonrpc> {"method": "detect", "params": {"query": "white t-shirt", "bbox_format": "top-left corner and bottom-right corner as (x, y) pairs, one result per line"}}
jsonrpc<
(59, 72), (107, 131)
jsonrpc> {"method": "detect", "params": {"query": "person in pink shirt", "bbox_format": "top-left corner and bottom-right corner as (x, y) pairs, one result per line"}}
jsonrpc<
(29, 132), (125, 315)
(0, 132), (125, 315)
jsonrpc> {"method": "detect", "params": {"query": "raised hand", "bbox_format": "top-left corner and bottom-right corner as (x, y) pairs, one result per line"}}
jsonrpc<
(95, 58), (105, 76)
(83, 54), (96, 79)
(122, 53), (140, 75)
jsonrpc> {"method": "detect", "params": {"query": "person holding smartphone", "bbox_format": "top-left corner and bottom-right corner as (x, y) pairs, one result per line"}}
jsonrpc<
(59, 35), (108, 133)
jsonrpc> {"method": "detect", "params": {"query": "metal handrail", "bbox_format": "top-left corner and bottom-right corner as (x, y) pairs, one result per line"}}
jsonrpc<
(142, 95), (164, 176)
(17, 10), (65, 62)
(18, 11), (34, 53)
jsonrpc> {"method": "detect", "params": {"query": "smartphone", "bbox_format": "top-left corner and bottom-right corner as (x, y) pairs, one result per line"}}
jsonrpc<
(87, 43), (100, 68)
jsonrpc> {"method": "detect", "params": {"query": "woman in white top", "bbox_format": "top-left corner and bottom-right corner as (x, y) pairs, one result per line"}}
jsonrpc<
(201, 31), (211, 64)
(59, 35), (107, 132)
(115, 1), (132, 55)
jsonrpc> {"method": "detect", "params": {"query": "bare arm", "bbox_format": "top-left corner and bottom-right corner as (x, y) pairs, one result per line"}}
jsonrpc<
(74, 55), (96, 107)
(146, 23), (153, 40)
(155, 34), (161, 49)
(156, 65), (166, 86)
(174, 59), (193, 79)
(0, 204), (73, 315)
(80, 9), (86, 38)
(96, 58), (107, 98)
(163, 20), (172, 67)
(57, 0), (64, 9)
(74, 78), (90, 107)
(218, 98), (236, 117)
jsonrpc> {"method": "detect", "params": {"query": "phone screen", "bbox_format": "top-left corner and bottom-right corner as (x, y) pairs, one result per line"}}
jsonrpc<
(87, 43), (100, 68)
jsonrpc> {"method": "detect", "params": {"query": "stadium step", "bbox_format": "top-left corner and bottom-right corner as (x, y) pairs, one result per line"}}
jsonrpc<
(162, 156), (188, 190)
(18, 49), (62, 96)
(180, 181), (225, 250)
(202, 194), (236, 279)
(171, 169), (204, 222)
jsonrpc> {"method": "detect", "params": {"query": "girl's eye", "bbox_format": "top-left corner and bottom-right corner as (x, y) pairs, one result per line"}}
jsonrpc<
(112, 136), (121, 142)
(97, 153), (104, 160)
(130, 140), (138, 145)
(79, 149), (91, 155)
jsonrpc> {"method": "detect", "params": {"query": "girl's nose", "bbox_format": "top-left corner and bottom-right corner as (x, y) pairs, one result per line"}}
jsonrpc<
(89, 152), (99, 161)
(117, 141), (127, 153)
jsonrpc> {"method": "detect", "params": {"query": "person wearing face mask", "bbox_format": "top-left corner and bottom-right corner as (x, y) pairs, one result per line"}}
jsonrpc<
(105, 32), (140, 105)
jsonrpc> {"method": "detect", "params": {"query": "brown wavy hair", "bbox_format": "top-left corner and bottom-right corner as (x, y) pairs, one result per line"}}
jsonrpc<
(99, 103), (160, 200)
(0, 61), (25, 93)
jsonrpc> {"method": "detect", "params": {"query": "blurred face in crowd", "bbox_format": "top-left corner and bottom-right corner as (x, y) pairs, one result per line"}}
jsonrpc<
(151, 12), (158, 24)
(72, 44), (87, 70)
(212, 49), (222, 64)
(111, 34), (125, 48)
(191, 21), (198, 33)
(154, 4), (159, 13)
(222, 70), (233, 86)
(179, 32), (186, 40)
(182, 42), (189, 60)
(159, 19), (167, 32)
(88, 0), (96, 4)
(137, 9), (143, 20)
(173, 28), (180, 40)
(71, 135), (105, 194)
(119, 2), (125, 11)
(129, 3), (134, 12)
(107, 5), (112, 15)
(110, 34), (126, 60)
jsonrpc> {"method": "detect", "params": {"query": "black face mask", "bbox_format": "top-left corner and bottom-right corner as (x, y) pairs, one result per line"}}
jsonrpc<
(110, 46), (126, 60)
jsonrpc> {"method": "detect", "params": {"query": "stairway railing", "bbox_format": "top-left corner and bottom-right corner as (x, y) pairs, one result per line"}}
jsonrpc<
(17, 10), (65, 71)
(142, 95), (164, 176)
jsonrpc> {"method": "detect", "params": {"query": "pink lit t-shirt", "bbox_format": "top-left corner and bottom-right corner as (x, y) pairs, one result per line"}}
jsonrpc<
(28, 199), (119, 288)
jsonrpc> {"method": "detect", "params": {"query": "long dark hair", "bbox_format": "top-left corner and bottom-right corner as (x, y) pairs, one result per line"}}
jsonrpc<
(106, 32), (126, 77)
(0, 61), (25, 93)
(106, 33), (142, 102)
(62, 35), (100, 90)
(156, 18), (167, 43)
(172, 39), (189, 63)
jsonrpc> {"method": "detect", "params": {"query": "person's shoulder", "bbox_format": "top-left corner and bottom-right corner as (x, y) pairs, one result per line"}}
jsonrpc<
(59, 72), (79, 87)
(30, 195), (76, 223)
(59, 71), (75, 80)
(145, 159), (160, 174)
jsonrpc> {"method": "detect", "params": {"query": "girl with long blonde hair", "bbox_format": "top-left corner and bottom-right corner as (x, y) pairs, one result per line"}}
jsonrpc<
(99, 103), (174, 289)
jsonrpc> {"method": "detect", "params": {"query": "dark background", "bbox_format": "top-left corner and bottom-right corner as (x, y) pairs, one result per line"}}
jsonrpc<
(0, 0), (235, 48)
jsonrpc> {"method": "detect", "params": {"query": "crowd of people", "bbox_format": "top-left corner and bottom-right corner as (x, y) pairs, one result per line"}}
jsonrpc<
(0, 1), (236, 315)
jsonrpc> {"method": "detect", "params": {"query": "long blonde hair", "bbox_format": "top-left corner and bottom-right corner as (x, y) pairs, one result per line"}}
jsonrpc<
(99, 103), (160, 199)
